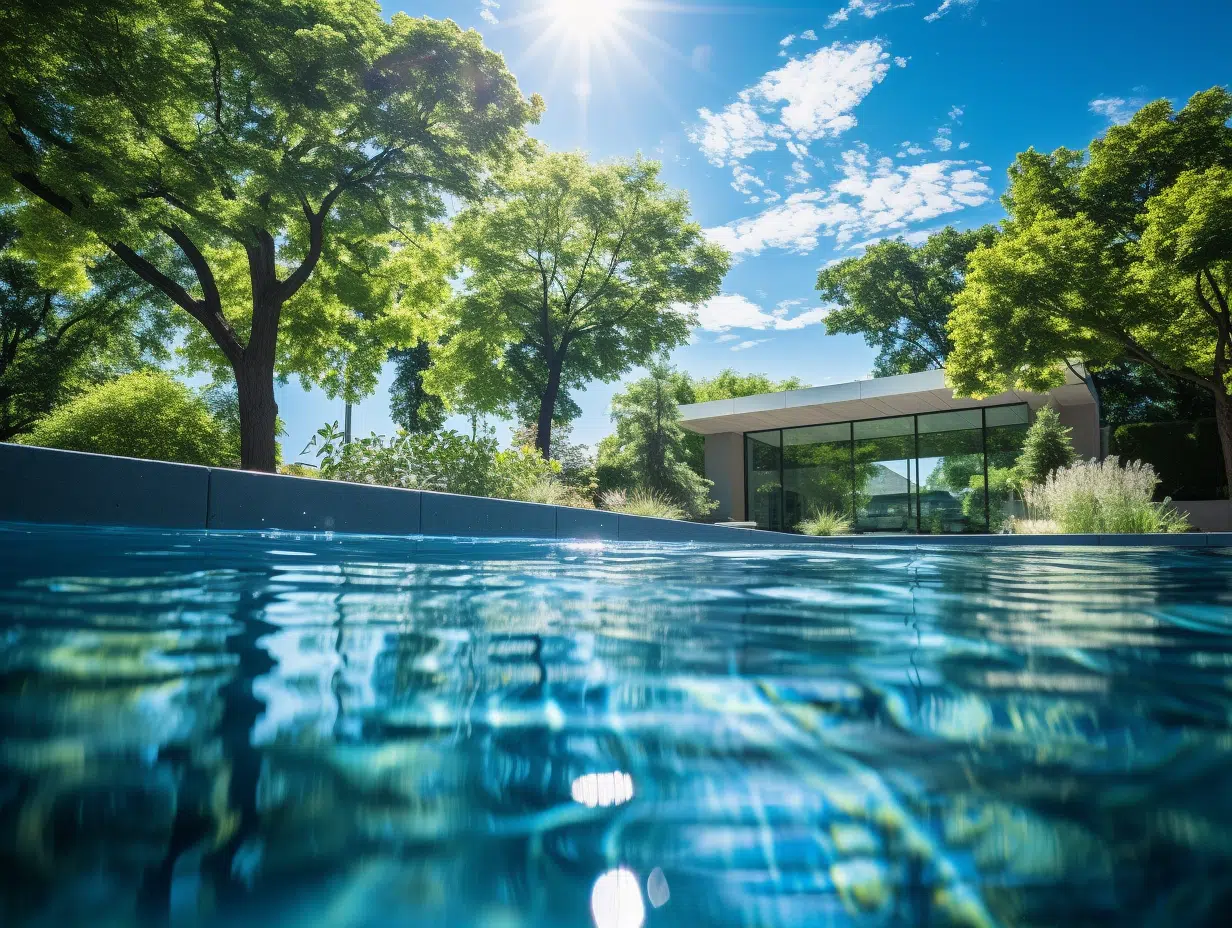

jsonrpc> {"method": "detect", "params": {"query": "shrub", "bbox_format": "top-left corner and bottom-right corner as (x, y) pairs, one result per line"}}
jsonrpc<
(304, 424), (562, 501)
(1109, 418), (1227, 501)
(599, 489), (686, 521)
(797, 508), (853, 536)
(20, 371), (239, 467)
(511, 476), (594, 509)
(1017, 406), (1076, 486)
(1019, 457), (1190, 534)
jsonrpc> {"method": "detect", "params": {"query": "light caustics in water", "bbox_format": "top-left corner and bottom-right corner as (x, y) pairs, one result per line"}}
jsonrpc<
(4, 524), (1232, 927)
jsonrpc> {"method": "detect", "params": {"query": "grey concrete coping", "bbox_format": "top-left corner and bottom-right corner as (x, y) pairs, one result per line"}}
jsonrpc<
(3, 442), (1231, 548)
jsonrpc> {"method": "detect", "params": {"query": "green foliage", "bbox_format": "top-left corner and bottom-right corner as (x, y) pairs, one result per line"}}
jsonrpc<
(947, 88), (1232, 488)
(817, 226), (997, 375)
(388, 342), (446, 434)
(1092, 361), (1213, 428)
(596, 361), (716, 518)
(688, 370), (807, 404)
(0, 215), (172, 440)
(599, 489), (686, 521)
(1110, 419), (1228, 500)
(428, 150), (728, 456)
(1017, 407), (1077, 486)
(1021, 457), (1190, 534)
(305, 423), (560, 501)
(2, 2), (541, 469)
(797, 508), (853, 537)
(511, 420), (597, 498)
(20, 371), (239, 466)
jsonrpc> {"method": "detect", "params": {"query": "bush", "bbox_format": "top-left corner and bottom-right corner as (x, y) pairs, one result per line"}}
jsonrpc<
(20, 371), (239, 466)
(599, 489), (686, 521)
(797, 508), (853, 536)
(305, 424), (575, 503)
(1109, 418), (1227, 500)
(1018, 457), (1190, 534)
(513, 476), (594, 509)
(1017, 406), (1076, 486)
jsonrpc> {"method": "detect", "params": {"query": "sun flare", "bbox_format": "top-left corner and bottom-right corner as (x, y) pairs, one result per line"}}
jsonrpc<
(547, 0), (629, 41)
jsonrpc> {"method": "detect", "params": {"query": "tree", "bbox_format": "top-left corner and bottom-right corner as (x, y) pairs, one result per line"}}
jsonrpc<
(388, 342), (446, 434)
(0, 215), (170, 440)
(1016, 406), (1077, 486)
(596, 361), (715, 517)
(511, 419), (597, 494)
(1091, 360), (1214, 429)
(817, 226), (997, 375)
(21, 371), (240, 466)
(429, 150), (728, 457)
(1, 2), (541, 471)
(948, 88), (1232, 490)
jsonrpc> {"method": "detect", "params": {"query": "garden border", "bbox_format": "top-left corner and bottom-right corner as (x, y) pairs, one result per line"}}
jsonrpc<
(3, 443), (1231, 548)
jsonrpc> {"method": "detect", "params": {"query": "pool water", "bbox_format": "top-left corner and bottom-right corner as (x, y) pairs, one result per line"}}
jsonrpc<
(2, 522), (1232, 927)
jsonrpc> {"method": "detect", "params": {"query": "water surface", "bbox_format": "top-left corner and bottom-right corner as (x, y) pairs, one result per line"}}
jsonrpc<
(2, 522), (1232, 927)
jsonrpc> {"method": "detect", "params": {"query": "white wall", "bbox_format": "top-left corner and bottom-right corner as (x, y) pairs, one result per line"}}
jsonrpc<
(704, 432), (745, 521)
(1056, 401), (1102, 460)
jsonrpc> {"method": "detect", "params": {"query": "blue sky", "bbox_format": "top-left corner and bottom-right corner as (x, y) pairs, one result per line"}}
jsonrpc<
(276, 0), (1232, 462)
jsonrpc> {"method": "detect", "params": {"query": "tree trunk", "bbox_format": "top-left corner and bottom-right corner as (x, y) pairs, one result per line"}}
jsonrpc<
(235, 356), (279, 472)
(1214, 389), (1232, 500)
(535, 363), (563, 459)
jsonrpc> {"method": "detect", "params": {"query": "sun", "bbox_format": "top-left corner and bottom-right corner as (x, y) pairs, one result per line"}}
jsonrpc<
(546, 0), (630, 42)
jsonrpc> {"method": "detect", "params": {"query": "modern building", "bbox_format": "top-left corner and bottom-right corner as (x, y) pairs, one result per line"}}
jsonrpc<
(679, 367), (1100, 535)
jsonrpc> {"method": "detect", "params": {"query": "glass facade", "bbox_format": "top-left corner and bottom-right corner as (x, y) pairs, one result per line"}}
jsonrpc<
(745, 404), (1031, 534)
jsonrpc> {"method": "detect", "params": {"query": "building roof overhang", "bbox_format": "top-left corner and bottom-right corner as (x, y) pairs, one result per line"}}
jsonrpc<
(679, 366), (1097, 436)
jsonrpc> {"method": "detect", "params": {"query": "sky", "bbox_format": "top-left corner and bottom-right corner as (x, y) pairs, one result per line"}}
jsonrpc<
(275, 0), (1232, 463)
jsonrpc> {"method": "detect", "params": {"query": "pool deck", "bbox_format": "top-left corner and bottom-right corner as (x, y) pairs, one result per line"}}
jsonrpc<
(3, 442), (1230, 548)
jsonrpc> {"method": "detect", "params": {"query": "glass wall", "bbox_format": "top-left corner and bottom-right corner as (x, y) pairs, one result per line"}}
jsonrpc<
(782, 423), (853, 531)
(917, 409), (987, 534)
(854, 416), (916, 533)
(745, 403), (1032, 534)
(745, 431), (783, 532)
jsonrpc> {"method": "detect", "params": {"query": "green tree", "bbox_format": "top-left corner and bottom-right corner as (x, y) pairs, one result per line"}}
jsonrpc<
(429, 150), (728, 457)
(596, 361), (715, 517)
(1, 2), (541, 471)
(1016, 406), (1077, 486)
(1091, 360), (1214, 428)
(947, 88), (1232, 490)
(817, 226), (997, 375)
(21, 371), (240, 466)
(388, 342), (446, 434)
(0, 215), (171, 440)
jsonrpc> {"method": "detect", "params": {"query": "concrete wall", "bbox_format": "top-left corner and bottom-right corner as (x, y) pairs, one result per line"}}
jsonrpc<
(704, 432), (745, 521)
(1175, 500), (1232, 533)
(1056, 400), (1102, 460)
(5, 443), (1230, 547)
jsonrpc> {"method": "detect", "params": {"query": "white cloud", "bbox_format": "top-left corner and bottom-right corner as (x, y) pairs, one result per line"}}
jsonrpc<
(732, 339), (770, 352)
(479, 0), (499, 26)
(786, 140), (809, 159)
(707, 149), (993, 256)
(730, 164), (765, 196)
(925, 0), (979, 22)
(958, 141), (971, 150)
(897, 141), (928, 157)
(827, 1), (913, 30)
(779, 33), (797, 47)
(689, 41), (891, 165)
(786, 160), (812, 186)
(800, 29), (818, 40)
(716, 333), (741, 343)
(1089, 96), (1147, 125)
(933, 126), (953, 151)
(948, 105), (964, 121)
(689, 293), (833, 332)
(894, 56), (909, 67)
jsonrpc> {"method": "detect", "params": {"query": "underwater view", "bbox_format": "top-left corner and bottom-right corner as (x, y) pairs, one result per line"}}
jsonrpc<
(2, 521), (1232, 927)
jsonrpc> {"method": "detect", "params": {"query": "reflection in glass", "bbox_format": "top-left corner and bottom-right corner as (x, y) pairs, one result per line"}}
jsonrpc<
(782, 423), (854, 531)
(591, 868), (646, 928)
(917, 409), (988, 534)
(986, 404), (1031, 528)
(854, 416), (917, 533)
(746, 431), (782, 530)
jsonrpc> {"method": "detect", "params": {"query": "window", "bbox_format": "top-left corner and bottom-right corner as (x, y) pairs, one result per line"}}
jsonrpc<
(782, 423), (853, 531)
(853, 416), (916, 533)
(985, 404), (1031, 528)
(745, 431), (782, 531)
(916, 409), (987, 534)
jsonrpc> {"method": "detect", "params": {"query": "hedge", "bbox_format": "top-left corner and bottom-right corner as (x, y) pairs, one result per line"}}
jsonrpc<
(1109, 418), (1228, 501)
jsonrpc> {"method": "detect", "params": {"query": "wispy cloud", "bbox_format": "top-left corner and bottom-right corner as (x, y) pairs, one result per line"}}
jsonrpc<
(933, 126), (953, 151)
(691, 41), (892, 166)
(731, 339), (770, 352)
(925, 0), (979, 22)
(716, 333), (741, 343)
(479, 0), (499, 26)
(707, 149), (993, 256)
(827, 1), (914, 30)
(688, 294), (834, 332)
(1089, 95), (1147, 125)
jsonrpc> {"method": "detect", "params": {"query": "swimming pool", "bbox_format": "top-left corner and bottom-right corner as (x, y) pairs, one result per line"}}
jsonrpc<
(2, 521), (1231, 927)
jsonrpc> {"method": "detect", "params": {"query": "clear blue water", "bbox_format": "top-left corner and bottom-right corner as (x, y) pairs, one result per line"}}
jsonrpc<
(3, 522), (1232, 928)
